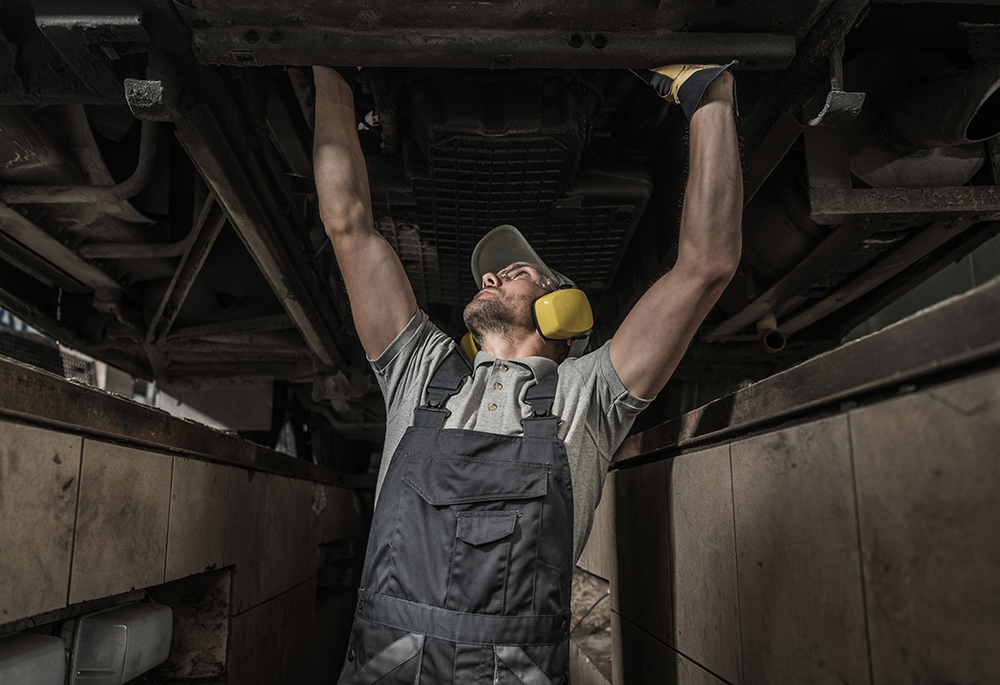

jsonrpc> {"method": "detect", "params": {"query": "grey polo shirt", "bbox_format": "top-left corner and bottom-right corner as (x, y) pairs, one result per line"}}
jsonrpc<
(370, 309), (651, 561)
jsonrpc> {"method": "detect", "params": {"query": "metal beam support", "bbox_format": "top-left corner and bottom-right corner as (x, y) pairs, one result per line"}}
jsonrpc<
(0, 204), (123, 293)
(166, 314), (295, 342)
(0, 229), (83, 291)
(145, 195), (228, 343)
(705, 220), (883, 341)
(191, 28), (795, 70)
(809, 185), (1000, 225)
(779, 219), (974, 334)
(34, 0), (148, 103)
(615, 274), (1000, 465)
(168, 93), (345, 369)
(0, 274), (87, 349)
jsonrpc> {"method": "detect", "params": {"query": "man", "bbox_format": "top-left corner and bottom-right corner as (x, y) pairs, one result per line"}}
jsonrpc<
(313, 62), (742, 684)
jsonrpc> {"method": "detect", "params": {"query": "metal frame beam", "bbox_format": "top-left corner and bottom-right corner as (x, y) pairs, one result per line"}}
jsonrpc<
(615, 274), (1000, 465)
(144, 195), (229, 343)
(809, 186), (1000, 225)
(190, 28), (795, 71)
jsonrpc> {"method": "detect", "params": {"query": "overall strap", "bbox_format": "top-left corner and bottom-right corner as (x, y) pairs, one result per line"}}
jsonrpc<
(413, 350), (472, 429)
(522, 370), (560, 439)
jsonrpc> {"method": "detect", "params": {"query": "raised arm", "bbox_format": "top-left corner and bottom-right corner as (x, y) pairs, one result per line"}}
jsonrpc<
(609, 71), (743, 399)
(312, 67), (417, 359)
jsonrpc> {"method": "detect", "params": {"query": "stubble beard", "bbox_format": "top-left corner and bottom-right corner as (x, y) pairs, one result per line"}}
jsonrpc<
(463, 290), (532, 342)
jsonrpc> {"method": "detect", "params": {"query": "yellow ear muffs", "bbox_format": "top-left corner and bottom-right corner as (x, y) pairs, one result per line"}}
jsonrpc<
(532, 287), (594, 341)
(460, 332), (479, 360)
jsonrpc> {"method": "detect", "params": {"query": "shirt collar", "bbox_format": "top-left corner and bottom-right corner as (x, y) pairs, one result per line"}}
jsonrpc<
(472, 350), (558, 380)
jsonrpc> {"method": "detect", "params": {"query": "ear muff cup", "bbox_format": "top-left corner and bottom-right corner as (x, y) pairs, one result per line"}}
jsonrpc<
(460, 332), (479, 360)
(532, 287), (594, 341)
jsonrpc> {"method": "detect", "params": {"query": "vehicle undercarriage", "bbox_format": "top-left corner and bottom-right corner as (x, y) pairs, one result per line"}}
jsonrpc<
(1, 0), (998, 470)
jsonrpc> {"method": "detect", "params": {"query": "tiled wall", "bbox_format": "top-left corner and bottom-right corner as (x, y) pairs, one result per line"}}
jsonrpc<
(0, 422), (362, 683)
(579, 365), (1000, 684)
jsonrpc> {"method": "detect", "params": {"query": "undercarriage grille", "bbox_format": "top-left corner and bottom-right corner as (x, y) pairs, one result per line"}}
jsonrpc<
(378, 136), (649, 307)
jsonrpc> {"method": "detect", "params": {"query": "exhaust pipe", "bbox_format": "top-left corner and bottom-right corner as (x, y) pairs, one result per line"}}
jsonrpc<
(884, 63), (1000, 149)
(756, 313), (786, 354)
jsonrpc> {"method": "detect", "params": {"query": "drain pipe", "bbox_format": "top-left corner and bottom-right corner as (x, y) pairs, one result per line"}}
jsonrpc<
(757, 312), (786, 353)
(0, 119), (158, 204)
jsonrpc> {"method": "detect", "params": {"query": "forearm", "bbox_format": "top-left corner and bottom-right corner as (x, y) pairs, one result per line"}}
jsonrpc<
(312, 66), (374, 239)
(609, 70), (743, 398)
(311, 67), (416, 357)
(676, 72), (743, 285)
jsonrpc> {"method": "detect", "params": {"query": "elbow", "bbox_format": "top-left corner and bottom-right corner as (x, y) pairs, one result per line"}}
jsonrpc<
(715, 246), (742, 284)
(702, 261), (739, 296)
(319, 198), (370, 241)
(678, 241), (742, 291)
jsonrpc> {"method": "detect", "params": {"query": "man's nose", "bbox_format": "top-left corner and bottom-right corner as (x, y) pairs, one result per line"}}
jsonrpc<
(482, 272), (501, 288)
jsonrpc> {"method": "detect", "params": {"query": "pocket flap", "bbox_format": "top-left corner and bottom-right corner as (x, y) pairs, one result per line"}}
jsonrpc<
(403, 454), (548, 506)
(456, 511), (518, 546)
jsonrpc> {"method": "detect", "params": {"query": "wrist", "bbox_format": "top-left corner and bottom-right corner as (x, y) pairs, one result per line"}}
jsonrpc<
(701, 71), (734, 106)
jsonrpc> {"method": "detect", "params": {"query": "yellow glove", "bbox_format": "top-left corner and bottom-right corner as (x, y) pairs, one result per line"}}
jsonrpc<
(635, 60), (736, 121)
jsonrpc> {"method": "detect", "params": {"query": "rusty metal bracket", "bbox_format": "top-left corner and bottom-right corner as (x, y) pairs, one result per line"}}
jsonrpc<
(807, 39), (865, 128)
(34, 0), (149, 103)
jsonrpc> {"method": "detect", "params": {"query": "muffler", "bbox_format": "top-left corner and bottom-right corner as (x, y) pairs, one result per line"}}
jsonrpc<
(884, 63), (1000, 149)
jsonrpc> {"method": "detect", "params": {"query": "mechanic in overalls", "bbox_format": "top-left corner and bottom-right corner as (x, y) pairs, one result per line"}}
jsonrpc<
(312, 62), (742, 684)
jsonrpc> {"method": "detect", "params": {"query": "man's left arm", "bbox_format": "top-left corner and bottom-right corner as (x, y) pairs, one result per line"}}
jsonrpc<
(609, 71), (743, 400)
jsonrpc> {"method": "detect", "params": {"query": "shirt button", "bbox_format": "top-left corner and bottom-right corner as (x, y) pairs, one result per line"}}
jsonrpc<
(494, 382), (503, 391)
(499, 364), (508, 372)
(488, 403), (498, 411)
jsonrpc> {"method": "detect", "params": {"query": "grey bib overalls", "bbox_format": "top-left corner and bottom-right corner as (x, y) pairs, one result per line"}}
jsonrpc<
(337, 351), (573, 684)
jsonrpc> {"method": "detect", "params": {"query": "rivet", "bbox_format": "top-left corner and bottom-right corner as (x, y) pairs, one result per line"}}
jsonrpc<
(358, 599), (365, 610)
(494, 382), (503, 391)
(488, 402), (498, 411)
(348, 648), (355, 661)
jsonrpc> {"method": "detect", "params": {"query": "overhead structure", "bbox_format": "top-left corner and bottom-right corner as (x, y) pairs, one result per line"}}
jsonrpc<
(1, 0), (999, 464)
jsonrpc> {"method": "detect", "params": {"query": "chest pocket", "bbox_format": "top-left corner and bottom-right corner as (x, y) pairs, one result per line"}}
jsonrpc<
(398, 454), (549, 614)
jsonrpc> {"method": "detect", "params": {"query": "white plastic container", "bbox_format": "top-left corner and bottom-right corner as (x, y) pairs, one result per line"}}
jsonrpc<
(69, 601), (172, 685)
(0, 633), (65, 685)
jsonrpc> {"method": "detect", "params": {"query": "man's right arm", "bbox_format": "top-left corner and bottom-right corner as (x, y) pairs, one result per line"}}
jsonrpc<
(312, 66), (417, 360)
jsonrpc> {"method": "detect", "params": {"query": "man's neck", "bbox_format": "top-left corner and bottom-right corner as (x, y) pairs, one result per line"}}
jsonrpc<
(479, 331), (554, 362)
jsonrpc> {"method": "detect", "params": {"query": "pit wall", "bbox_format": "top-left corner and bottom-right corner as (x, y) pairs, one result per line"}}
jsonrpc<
(0, 413), (363, 683)
(577, 365), (1000, 684)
